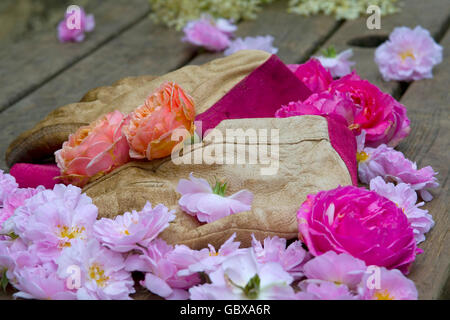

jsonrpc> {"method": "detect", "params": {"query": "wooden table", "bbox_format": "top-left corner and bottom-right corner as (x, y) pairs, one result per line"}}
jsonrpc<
(0, 0), (449, 299)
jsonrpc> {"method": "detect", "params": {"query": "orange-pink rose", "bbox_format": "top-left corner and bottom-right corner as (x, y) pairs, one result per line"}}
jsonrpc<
(55, 110), (130, 187)
(124, 82), (196, 160)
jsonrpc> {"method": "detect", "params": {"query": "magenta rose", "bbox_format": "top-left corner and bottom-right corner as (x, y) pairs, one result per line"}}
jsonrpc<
(291, 58), (333, 93)
(297, 186), (419, 274)
(329, 72), (410, 147)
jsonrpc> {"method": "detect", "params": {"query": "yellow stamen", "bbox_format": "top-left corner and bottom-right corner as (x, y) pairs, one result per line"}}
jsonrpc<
(89, 263), (110, 287)
(399, 50), (415, 61)
(356, 151), (369, 163)
(374, 289), (395, 300)
(209, 252), (219, 257)
(57, 225), (86, 247)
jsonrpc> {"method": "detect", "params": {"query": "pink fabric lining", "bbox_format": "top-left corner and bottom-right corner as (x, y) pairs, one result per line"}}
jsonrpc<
(196, 54), (313, 135)
(325, 116), (358, 186)
(10, 163), (61, 189)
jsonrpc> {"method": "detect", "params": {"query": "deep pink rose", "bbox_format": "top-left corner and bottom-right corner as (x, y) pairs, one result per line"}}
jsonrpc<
(297, 186), (419, 274)
(291, 58), (333, 93)
(330, 72), (410, 147)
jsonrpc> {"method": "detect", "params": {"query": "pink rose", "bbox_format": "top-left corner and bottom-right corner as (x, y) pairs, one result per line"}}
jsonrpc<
(124, 82), (196, 161)
(290, 58), (333, 93)
(55, 110), (130, 187)
(330, 72), (410, 147)
(275, 91), (356, 127)
(297, 186), (419, 274)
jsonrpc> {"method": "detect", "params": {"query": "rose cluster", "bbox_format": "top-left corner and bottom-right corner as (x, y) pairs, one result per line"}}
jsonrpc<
(0, 166), (425, 300)
(55, 82), (195, 187)
(0, 171), (418, 300)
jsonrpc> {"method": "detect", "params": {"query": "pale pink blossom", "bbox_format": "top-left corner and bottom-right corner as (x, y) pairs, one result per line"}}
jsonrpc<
(0, 186), (45, 232)
(58, 6), (95, 43)
(224, 35), (278, 56)
(369, 177), (434, 243)
(0, 238), (36, 285)
(299, 281), (356, 300)
(358, 267), (418, 300)
(0, 237), (76, 300)
(251, 235), (307, 279)
(177, 173), (253, 223)
(357, 132), (439, 201)
(9, 184), (98, 259)
(57, 239), (135, 300)
(94, 202), (175, 252)
(189, 250), (297, 300)
(177, 233), (247, 276)
(302, 251), (366, 289)
(315, 48), (355, 78)
(275, 91), (356, 127)
(125, 239), (201, 300)
(375, 26), (443, 81)
(182, 16), (235, 51)
(0, 170), (18, 205)
(13, 262), (77, 300)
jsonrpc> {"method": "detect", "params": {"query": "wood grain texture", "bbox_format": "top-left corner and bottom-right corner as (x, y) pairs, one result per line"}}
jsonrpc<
(189, 0), (340, 66)
(0, 0), (151, 112)
(0, 17), (197, 170)
(397, 30), (450, 300)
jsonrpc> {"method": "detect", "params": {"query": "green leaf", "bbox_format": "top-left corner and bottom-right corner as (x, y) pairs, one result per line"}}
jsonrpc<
(322, 45), (337, 58)
(212, 180), (227, 197)
(7, 232), (19, 240)
(244, 274), (260, 299)
(1, 269), (9, 292)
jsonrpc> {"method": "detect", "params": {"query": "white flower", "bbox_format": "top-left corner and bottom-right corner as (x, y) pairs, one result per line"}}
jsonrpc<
(315, 48), (355, 78)
(224, 35), (278, 56)
(189, 250), (296, 300)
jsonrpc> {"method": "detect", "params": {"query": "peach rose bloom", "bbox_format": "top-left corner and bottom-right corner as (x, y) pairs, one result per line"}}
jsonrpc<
(124, 82), (196, 160)
(55, 110), (130, 187)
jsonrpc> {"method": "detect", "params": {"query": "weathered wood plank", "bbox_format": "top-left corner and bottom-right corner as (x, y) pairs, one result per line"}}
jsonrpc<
(316, 0), (450, 96)
(189, 0), (340, 65)
(397, 30), (450, 300)
(0, 18), (197, 170)
(0, 0), (151, 112)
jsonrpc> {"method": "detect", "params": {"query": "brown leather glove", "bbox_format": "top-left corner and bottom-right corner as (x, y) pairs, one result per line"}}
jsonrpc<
(6, 50), (356, 249)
